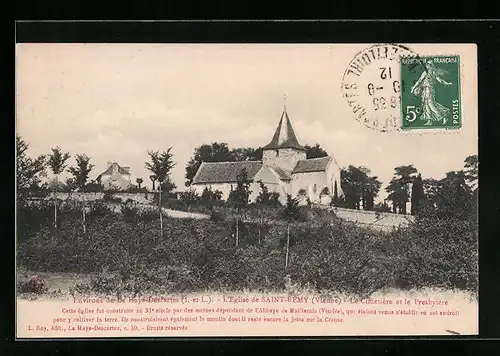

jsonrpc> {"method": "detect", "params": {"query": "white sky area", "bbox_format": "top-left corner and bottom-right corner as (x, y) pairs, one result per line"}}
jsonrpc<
(16, 44), (477, 201)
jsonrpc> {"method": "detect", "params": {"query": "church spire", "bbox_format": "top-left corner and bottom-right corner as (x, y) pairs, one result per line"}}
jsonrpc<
(263, 103), (306, 152)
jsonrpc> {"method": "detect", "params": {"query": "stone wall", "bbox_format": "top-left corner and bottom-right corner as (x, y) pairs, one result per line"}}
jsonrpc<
(318, 205), (415, 231)
(45, 192), (155, 204)
(263, 148), (307, 174)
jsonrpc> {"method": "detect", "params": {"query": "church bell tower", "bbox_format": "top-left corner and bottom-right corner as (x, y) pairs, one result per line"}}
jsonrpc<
(262, 105), (307, 174)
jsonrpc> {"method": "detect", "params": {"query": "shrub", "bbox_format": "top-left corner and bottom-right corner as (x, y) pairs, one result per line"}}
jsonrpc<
(121, 201), (140, 223)
(123, 186), (149, 194)
(210, 208), (226, 223)
(16, 201), (53, 243)
(137, 207), (159, 224)
(87, 201), (114, 221)
(18, 275), (48, 294)
(17, 203), (477, 297)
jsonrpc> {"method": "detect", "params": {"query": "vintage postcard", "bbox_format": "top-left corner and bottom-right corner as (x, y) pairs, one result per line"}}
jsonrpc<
(15, 43), (478, 338)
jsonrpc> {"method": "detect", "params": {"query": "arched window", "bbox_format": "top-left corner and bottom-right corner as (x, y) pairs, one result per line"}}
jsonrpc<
(313, 184), (317, 194)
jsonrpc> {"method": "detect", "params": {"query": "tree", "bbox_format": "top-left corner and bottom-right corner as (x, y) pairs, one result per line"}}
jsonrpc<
(410, 173), (425, 215)
(16, 136), (47, 204)
(159, 178), (176, 195)
(373, 201), (392, 213)
(256, 181), (271, 205)
(463, 154), (478, 190)
(68, 154), (94, 192)
(149, 175), (157, 191)
(228, 168), (252, 246)
(136, 178), (143, 189)
(47, 146), (71, 235)
(436, 170), (474, 220)
(385, 165), (418, 214)
(230, 147), (263, 161)
(255, 181), (270, 246)
(63, 177), (78, 193)
(68, 154), (94, 233)
(330, 180), (345, 207)
(304, 143), (328, 159)
(255, 181), (280, 244)
(201, 187), (213, 202)
(362, 176), (382, 211)
(145, 149), (176, 238)
(341, 165), (378, 210)
(85, 180), (104, 193)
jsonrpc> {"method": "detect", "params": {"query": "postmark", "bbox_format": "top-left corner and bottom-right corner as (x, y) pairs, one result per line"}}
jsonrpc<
(400, 55), (461, 130)
(341, 44), (442, 132)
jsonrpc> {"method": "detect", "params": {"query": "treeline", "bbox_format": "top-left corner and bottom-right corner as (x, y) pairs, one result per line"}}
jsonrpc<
(335, 156), (478, 221)
(17, 135), (178, 239)
(18, 133), (478, 228)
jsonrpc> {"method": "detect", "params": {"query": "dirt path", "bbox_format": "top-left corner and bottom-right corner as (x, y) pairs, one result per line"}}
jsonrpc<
(116, 201), (210, 220)
(162, 207), (209, 219)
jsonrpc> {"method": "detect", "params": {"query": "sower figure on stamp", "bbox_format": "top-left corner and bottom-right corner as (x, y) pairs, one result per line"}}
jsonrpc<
(410, 60), (452, 125)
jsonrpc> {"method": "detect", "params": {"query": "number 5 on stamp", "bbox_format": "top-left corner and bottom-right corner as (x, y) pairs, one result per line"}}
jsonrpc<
(400, 55), (461, 130)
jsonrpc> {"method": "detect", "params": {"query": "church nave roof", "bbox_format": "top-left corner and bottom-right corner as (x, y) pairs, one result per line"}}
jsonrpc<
(191, 161), (263, 184)
(292, 156), (332, 174)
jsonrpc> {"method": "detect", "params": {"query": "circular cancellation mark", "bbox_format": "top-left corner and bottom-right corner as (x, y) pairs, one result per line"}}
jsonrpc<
(341, 43), (426, 132)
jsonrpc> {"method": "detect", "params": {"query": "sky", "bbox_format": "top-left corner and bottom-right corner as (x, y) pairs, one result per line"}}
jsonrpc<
(16, 43), (477, 201)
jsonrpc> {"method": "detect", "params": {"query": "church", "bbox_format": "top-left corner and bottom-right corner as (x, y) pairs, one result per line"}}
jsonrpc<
(190, 107), (344, 205)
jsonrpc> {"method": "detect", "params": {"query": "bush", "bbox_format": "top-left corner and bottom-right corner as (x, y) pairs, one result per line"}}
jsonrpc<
(17, 201), (53, 243)
(123, 186), (149, 193)
(17, 203), (477, 297)
(121, 201), (140, 223)
(210, 208), (226, 223)
(392, 217), (477, 292)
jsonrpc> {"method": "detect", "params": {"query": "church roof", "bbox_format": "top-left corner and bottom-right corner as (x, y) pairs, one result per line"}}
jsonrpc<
(192, 161), (263, 184)
(269, 166), (292, 181)
(292, 156), (332, 174)
(262, 109), (306, 151)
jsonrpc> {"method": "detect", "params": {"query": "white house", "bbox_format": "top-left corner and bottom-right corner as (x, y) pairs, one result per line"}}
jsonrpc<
(190, 107), (344, 205)
(96, 161), (132, 190)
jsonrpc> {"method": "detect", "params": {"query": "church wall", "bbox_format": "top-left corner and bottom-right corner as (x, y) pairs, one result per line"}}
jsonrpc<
(263, 148), (306, 174)
(192, 183), (233, 200)
(325, 159), (344, 198)
(191, 181), (282, 203)
(248, 181), (281, 202)
(291, 171), (328, 203)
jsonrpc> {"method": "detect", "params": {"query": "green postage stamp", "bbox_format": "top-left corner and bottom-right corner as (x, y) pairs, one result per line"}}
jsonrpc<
(341, 45), (463, 132)
(400, 55), (461, 130)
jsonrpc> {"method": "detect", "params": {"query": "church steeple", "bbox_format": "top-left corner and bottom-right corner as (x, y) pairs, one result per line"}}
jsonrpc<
(263, 106), (306, 152)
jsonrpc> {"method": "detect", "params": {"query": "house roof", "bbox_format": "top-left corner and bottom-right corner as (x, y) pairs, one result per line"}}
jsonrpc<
(262, 109), (306, 151)
(192, 161), (263, 184)
(97, 162), (131, 179)
(292, 156), (332, 174)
